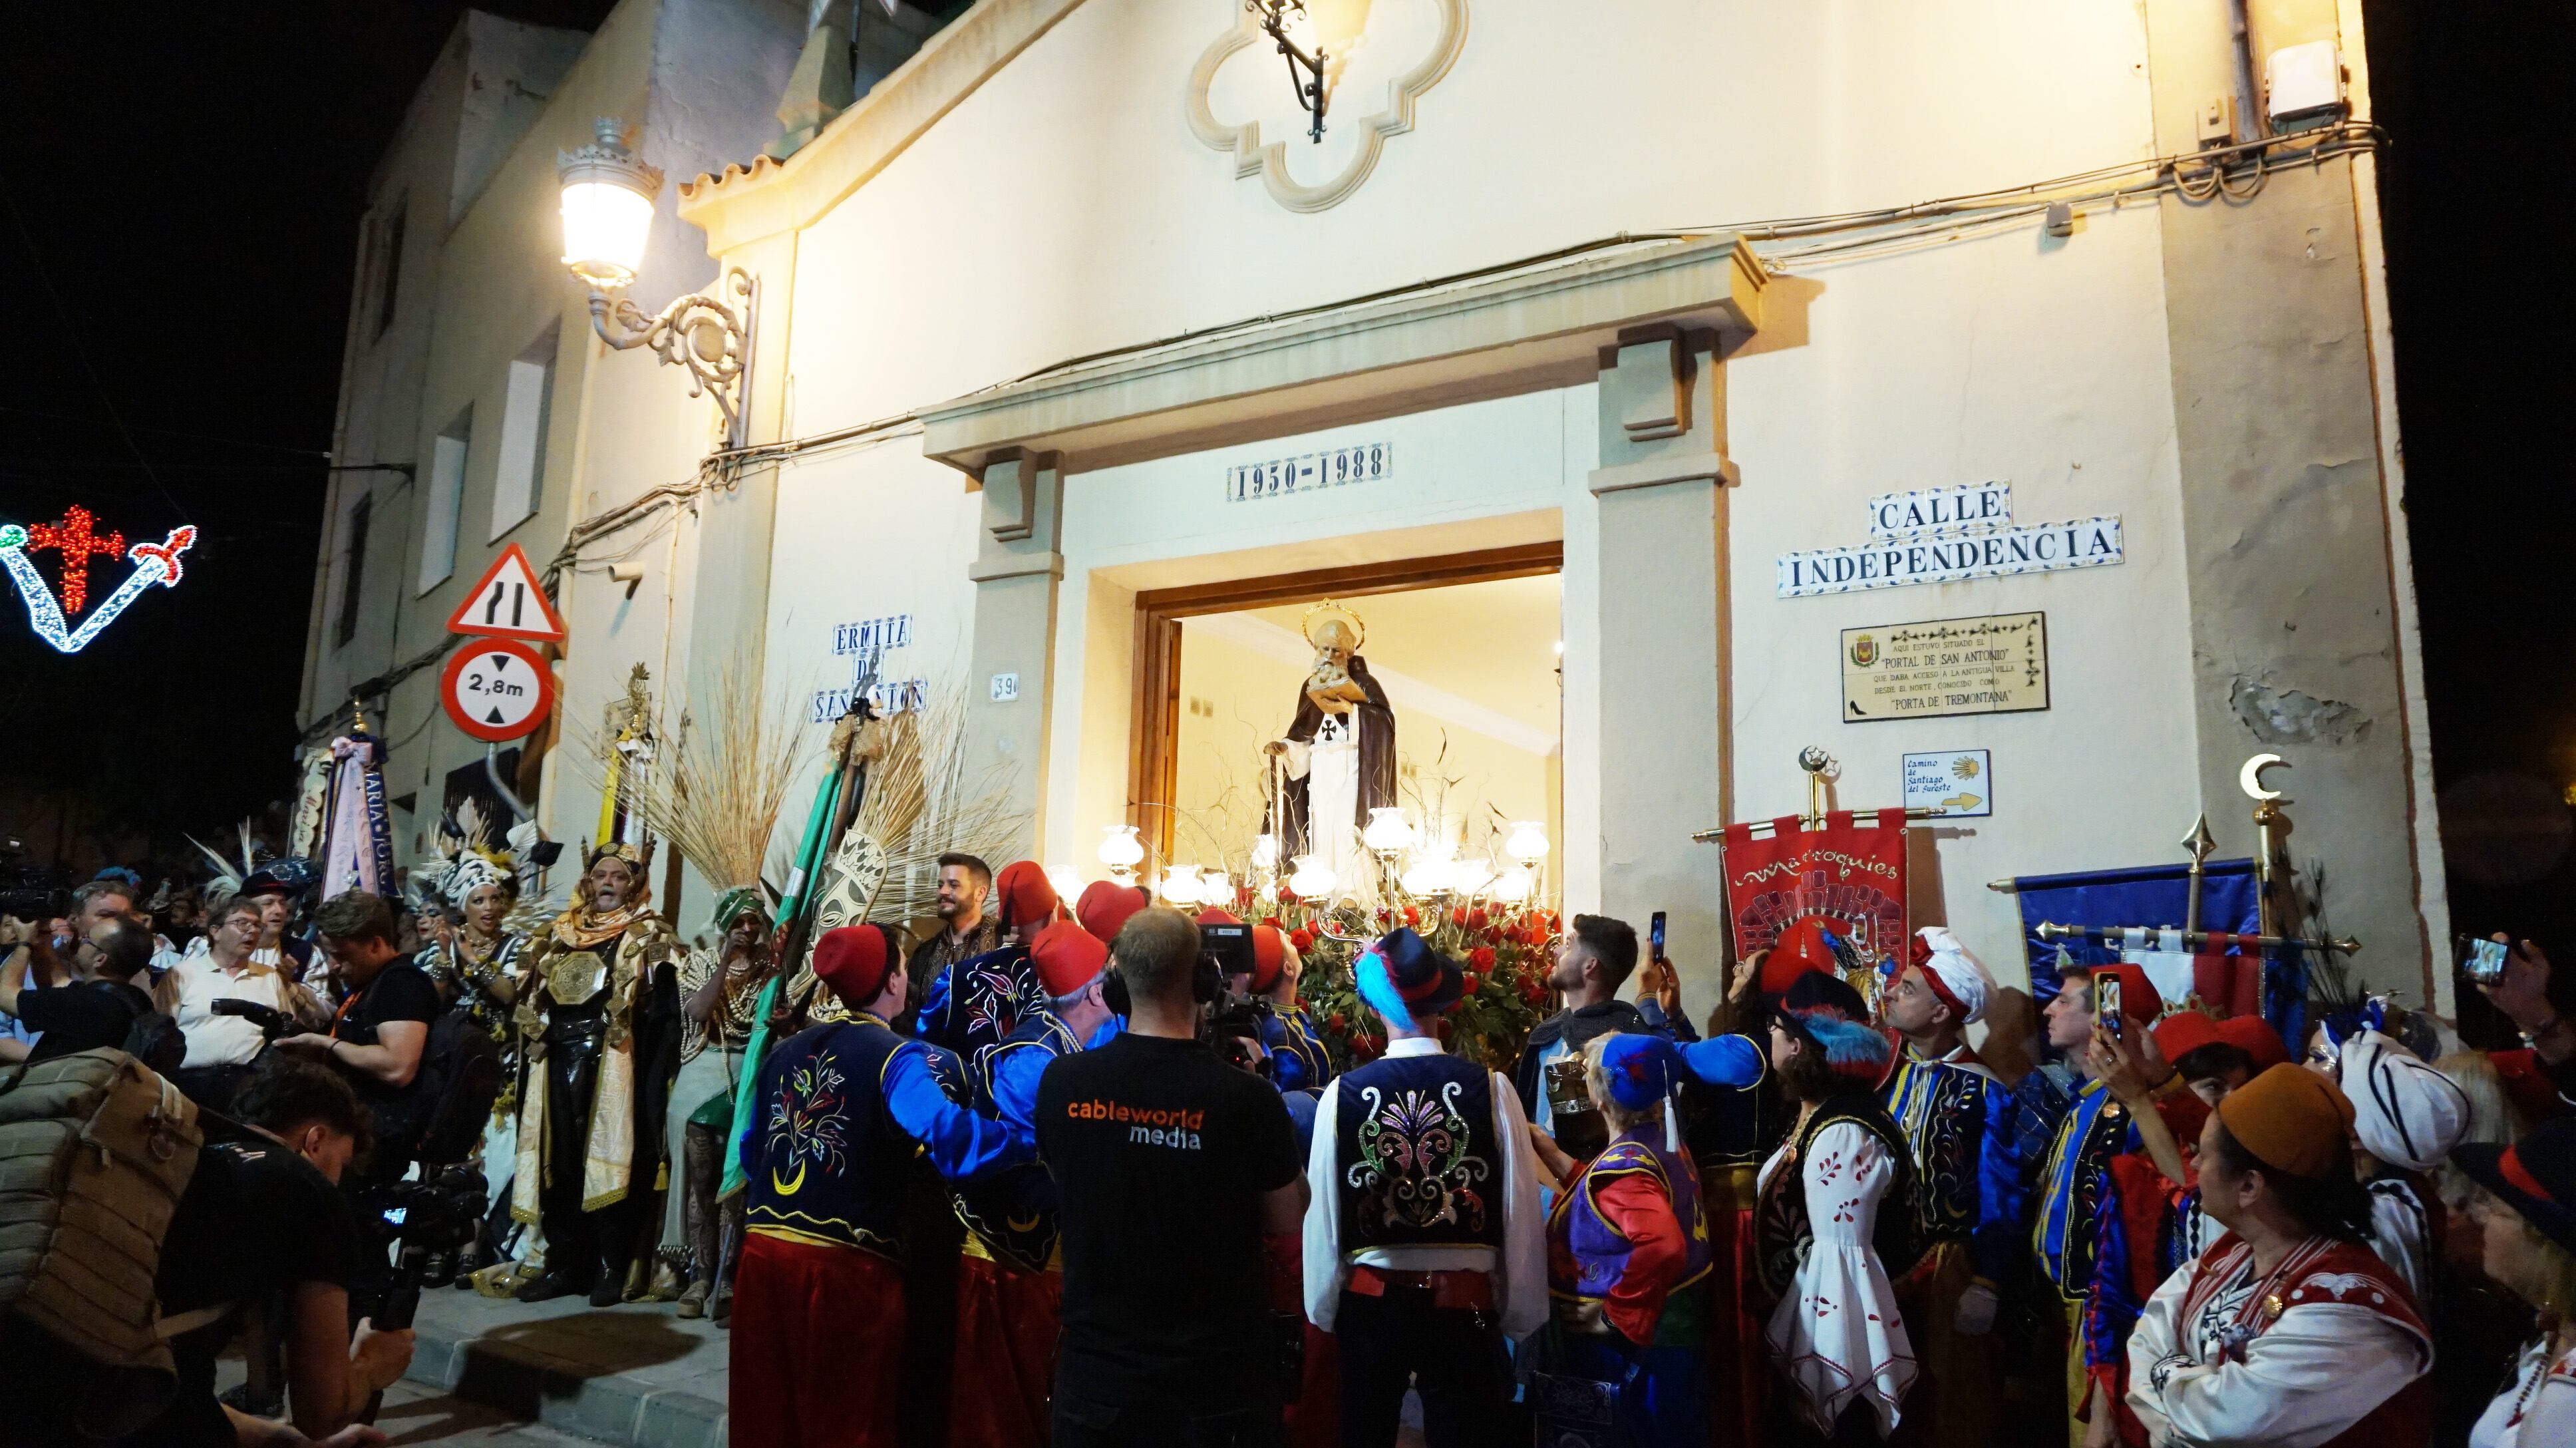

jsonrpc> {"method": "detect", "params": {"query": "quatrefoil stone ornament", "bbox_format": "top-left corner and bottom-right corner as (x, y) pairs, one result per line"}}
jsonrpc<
(1186, 0), (1468, 214)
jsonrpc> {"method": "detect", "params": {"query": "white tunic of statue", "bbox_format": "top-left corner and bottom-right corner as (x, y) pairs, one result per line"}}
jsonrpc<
(1283, 712), (1366, 882)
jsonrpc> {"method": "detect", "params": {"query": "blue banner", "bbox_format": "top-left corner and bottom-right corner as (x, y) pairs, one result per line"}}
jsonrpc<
(2012, 858), (2260, 1001)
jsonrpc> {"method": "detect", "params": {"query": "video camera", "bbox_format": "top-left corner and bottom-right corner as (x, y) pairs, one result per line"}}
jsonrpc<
(359, 1162), (490, 1329)
(1199, 920), (1273, 1072)
(208, 997), (297, 1043)
(0, 863), (70, 927)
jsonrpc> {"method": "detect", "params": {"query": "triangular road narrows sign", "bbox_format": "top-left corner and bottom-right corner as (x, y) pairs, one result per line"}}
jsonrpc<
(444, 543), (566, 642)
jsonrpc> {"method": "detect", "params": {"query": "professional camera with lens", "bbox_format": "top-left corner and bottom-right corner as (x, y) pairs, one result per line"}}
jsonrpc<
(1199, 921), (1273, 1071)
(361, 1162), (489, 1329)
(0, 862), (71, 927)
(208, 996), (297, 1043)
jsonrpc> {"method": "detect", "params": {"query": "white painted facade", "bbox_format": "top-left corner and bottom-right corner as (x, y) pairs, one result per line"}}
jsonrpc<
(313, 0), (2443, 1013)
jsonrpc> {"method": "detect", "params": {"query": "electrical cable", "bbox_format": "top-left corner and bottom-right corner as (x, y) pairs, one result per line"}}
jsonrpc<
(298, 121), (2380, 743)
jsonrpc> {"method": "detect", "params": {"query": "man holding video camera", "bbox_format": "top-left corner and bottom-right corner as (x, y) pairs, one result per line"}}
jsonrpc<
(1037, 906), (1309, 1447)
(169, 895), (322, 1111)
(272, 891), (438, 1188)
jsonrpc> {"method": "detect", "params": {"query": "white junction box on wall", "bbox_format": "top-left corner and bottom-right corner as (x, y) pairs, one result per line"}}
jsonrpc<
(2266, 41), (2344, 128)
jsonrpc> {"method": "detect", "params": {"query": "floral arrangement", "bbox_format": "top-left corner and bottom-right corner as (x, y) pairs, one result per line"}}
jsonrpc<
(1251, 894), (1563, 1071)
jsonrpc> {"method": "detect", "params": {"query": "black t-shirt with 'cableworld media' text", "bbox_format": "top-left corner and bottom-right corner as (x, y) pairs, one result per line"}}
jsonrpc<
(1036, 1030), (1300, 1406)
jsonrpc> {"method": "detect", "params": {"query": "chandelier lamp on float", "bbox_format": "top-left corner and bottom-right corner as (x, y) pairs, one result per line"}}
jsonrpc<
(557, 116), (754, 448)
(0, 505), (198, 655)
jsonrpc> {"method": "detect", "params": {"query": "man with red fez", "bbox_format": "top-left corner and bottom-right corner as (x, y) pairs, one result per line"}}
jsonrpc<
(732, 924), (1031, 1448)
(917, 860), (1054, 1059)
(1754, 964), (1925, 1443)
(1249, 921), (1335, 1098)
(1877, 926), (2024, 1448)
(2124, 1064), (2433, 1445)
(1074, 879), (1149, 950)
(943, 919), (1122, 1448)
(2024, 962), (2208, 1448)
(1303, 927), (1545, 1446)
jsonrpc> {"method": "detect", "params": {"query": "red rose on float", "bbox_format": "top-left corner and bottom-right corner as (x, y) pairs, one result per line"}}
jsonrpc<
(1402, 906), (1420, 926)
(1289, 928), (1315, 952)
(1260, 916), (1283, 931)
(1466, 908), (1488, 930)
(1462, 972), (1480, 993)
(1327, 1011), (1347, 1032)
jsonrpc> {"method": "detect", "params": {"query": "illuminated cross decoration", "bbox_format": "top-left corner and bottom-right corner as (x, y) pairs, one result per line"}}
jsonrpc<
(26, 506), (126, 614)
(1, 514), (196, 655)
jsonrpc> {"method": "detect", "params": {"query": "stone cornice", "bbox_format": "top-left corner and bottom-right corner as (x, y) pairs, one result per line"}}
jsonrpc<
(676, 0), (1090, 255)
(918, 234), (1764, 476)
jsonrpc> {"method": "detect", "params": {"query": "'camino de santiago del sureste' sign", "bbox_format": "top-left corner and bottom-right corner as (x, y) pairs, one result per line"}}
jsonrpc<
(1777, 482), (2122, 598)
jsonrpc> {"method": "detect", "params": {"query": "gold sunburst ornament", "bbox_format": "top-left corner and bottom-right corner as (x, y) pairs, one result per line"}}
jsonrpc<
(1301, 598), (1366, 654)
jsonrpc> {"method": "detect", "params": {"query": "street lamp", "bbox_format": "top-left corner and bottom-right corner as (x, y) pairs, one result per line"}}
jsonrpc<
(558, 116), (754, 447)
(1246, 0), (1370, 144)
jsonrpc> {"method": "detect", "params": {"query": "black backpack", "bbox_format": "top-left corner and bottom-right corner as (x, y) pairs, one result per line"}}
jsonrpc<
(406, 1005), (502, 1168)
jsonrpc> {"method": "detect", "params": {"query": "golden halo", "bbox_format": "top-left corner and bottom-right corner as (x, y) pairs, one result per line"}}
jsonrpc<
(1301, 599), (1366, 652)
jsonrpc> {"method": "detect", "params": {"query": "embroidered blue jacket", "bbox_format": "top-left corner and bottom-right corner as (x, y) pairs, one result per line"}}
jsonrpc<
(1260, 1005), (1335, 1097)
(915, 942), (1041, 1059)
(1881, 1045), (2025, 1285)
(741, 1015), (1029, 1256)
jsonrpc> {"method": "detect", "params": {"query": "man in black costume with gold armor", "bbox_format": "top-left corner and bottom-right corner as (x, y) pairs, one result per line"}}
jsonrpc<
(512, 842), (683, 1305)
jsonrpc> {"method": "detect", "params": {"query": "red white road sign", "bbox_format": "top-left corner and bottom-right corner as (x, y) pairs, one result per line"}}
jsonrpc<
(441, 638), (554, 743)
(444, 543), (566, 642)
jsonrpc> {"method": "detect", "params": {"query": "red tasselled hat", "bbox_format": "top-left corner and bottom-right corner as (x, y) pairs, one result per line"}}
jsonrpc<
(1758, 916), (1844, 997)
(1075, 880), (1149, 947)
(812, 924), (897, 1007)
(1249, 924), (1288, 992)
(995, 860), (1061, 931)
(1031, 920), (1108, 999)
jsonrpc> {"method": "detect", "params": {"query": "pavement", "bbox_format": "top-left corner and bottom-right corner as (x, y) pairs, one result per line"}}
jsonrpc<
(363, 1380), (615, 1447)
(401, 1285), (729, 1448)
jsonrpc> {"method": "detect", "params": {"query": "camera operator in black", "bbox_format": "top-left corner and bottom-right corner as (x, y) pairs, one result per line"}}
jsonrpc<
(273, 892), (436, 1188)
(9, 1057), (414, 1447)
(1035, 906), (1308, 1447)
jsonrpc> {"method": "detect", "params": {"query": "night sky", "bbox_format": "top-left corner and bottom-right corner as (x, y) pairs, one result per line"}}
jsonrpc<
(2, 5), (2567, 958)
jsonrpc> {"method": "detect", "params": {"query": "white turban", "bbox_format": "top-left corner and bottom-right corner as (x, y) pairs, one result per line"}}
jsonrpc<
(2335, 1030), (2469, 1173)
(1913, 926), (1990, 1025)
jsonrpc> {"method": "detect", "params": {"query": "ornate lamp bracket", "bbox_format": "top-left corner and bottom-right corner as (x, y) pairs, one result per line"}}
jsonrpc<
(586, 266), (756, 449)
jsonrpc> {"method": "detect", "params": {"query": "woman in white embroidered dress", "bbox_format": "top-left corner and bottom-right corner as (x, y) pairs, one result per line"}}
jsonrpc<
(2126, 1065), (2433, 1447)
(1756, 967), (1919, 1443)
(2453, 1115), (2576, 1447)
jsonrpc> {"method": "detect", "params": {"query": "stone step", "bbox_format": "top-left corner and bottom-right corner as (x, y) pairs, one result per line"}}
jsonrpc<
(402, 1285), (730, 1448)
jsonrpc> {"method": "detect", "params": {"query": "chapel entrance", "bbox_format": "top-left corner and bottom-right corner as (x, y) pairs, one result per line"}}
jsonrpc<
(1128, 543), (1563, 900)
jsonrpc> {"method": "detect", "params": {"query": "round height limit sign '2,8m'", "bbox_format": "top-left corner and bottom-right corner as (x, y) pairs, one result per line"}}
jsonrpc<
(440, 637), (554, 743)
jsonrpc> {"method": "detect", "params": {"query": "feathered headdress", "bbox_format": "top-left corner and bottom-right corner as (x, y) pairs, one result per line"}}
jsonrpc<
(187, 820), (266, 913)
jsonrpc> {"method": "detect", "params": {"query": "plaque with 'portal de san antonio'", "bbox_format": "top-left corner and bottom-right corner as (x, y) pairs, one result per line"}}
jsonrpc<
(1842, 612), (2049, 723)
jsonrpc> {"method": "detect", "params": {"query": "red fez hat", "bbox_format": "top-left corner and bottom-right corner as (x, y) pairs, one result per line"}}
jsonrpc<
(995, 861), (1060, 930)
(2061, 960), (2164, 1023)
(1031, 920), (1108, 999)
(1076, 880), (1149, 946)
(2215, 1015), (2290, 1071)
(1249, 924), (1288, 992)
(813, 924), (895, 1006)
(1196, 907), (1241, 926)
(2153, 1010), (2225, 1064)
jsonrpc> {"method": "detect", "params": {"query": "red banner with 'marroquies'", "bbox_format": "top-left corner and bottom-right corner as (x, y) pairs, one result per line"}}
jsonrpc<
(1722, 808), (1909, 965)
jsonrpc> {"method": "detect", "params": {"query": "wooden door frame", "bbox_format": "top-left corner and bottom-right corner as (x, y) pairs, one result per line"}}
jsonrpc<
(1126, 540), (1565, 868)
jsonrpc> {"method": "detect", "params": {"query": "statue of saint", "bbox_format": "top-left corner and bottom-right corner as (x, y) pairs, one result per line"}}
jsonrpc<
(1263, 602), (1396, 878)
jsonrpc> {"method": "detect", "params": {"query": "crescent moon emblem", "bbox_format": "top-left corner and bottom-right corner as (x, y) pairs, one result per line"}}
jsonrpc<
(772, 1159), (807, 1196)
(2239, 753), (2289, 801)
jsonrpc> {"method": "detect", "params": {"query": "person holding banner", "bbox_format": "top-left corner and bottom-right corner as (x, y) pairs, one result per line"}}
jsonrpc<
(2026, 962), (2205, 1448)
(1878, 927), (2022, 1448)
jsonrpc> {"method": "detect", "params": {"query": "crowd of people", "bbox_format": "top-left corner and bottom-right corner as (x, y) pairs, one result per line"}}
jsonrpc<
(7, 844), (2576, 1448)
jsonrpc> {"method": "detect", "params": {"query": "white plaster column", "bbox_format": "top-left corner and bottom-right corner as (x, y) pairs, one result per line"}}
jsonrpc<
(965, 449), (1065, 861)
(1589, 327), (1735, 1007)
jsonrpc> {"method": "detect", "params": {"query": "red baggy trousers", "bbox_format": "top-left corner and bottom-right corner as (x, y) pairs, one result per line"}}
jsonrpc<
(732, 1231), (907, 1448)
(948, 1250), (1062, 1448)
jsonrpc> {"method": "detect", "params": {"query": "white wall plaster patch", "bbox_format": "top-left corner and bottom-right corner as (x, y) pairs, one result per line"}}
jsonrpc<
(1186, 0), (1467, 214)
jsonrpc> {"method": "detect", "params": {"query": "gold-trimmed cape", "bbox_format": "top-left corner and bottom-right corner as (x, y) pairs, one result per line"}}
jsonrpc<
(511, 906), (681, 1221)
